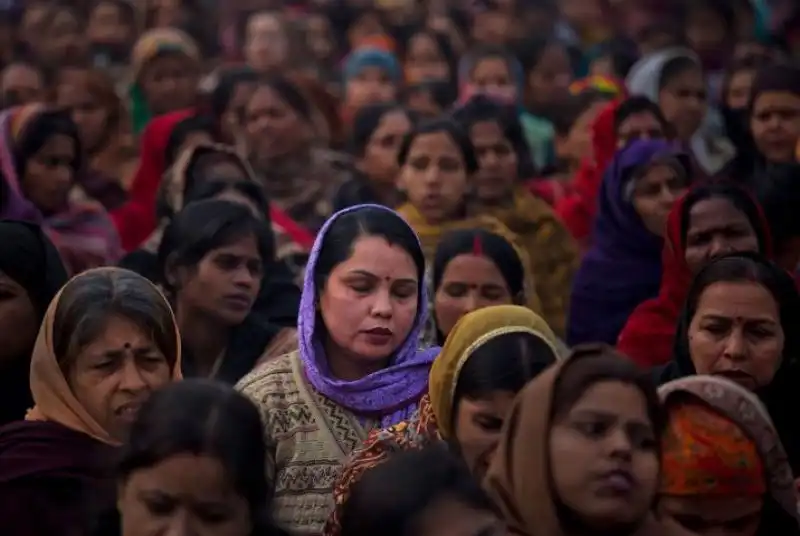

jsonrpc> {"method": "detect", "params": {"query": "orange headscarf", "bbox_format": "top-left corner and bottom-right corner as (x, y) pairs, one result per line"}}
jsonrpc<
(26, 268), (182, 446)
(661, 399), (765, 496)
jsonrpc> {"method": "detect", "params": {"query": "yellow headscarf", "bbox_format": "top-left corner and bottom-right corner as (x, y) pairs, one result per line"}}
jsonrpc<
(428, 305), (562, 439)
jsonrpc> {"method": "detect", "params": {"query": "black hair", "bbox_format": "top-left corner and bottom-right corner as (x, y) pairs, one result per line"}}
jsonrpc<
(720, 57), (761, 107)
(549, 90), (610, 137)
(673, 252), (800, 374)
(404, 80), (456, 114)
(451, 94), (536, 177)
(314, 207), (425, 295)
(248, 75), (312, 121)
(158, 199), (276, 293)
(614, 96), (670, 134)
(211, 66), (259, 119)
(118, 379), (286, 536)
(397, 118), (479, 174)
(184, 179), (270, 217)
(432, 228), (524, 295)
(349, 102), (411, 157)
(454, 331), (556, 410)
(679, 182), (768, 252)
(756, 163), (800, 255)
(748, 62), (800, 110)
(680, 0), (736, 40)
(590, 39), (638, 79)
(551, 344), (664, 435)
(657, 55), (702, 91)
(339, 444), (495, 536)
(53, 268), (178, 371)
(163, 115), (217, 167)
(401, 29), (457, 77)
(13, 109), (83, 178)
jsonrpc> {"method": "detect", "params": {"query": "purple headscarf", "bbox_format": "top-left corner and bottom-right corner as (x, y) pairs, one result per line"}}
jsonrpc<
(298, 204), (439, 427)
(0, 109), (43, 222)
(567, 139), (690, 346)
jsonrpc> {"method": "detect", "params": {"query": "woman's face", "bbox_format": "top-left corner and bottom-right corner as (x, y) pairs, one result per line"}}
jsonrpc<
(616, 111), (667, 148)
(630, 163), (687, 237)
(68, 314), (173, 441)
(684, 197), (760, 274)
(346, 66), (397, 111)
(398, 131), (469, 224)
(0, 63), (45, 107)
(23, 133), (76, 215)
(56, 79), (109, 153)
(318, 235), (419, 371)
(434, 254), (514, 338)
(139, 53), (198, 116)
(405, 33), (449, 84)
(750, 91), (800, 163)
(688, 280), (784, 391)
(686, 7), (727, 54)
(361, 110), (411, 186)
(725, 69), (756, 111)
(221, 81), (256, 145)
(38, 8), (85, 65)
(657, 67), (707, 142)
(244, 13), (287, 73)
(470, 57), (517, 103)
(306, 15), (334, 62)
(469, 120), (518, 202)
(0, 273), (38, 369)
(173, 234), (263, 327)
(527, 45), (572, 108)
(119, 453), (251, 536)
(88, 1), (133, 46)
(244, 85), (309, 160)
(454, 390), (517, 480)
(549, 380), (659, 529)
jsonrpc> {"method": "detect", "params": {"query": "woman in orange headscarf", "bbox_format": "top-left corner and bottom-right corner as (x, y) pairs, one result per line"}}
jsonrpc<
(0, 268), (182, 536)
(658, 376), (800, 536)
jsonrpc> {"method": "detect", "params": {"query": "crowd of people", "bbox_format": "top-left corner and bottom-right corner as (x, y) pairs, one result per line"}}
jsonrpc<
(0, 0), (800, 535)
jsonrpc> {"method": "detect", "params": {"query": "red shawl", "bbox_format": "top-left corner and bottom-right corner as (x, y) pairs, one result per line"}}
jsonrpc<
(617, 190), (772, 368)
(111, 109), (195, 251)
(554, 100), (620, 249)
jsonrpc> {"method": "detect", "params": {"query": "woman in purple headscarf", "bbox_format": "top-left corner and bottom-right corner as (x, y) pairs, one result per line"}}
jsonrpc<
(236, 204), (438, 536)
(567, 140), (691, 346)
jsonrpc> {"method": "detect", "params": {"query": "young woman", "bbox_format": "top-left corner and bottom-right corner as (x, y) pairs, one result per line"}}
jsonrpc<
(656, 253), (800, 475)
(334, 103), (415, 211)
(55, 67), (136, 210)
(618, 182), (771, 367)
(339, 445), (502, 536)
(128, 28), (201, 135)
(484, 346), (664, 536)
(341, 47), (401, 124)
(0, 222), (68, 426)
(0, 268), (181, 536)
(627, 49), (734, 177)
(158, 200), (296, 383)
(111, 110), (217, 251)
(452, 95), (579, 336)
(237, 205), (439, 535)
(244, 76), (351, 234)
(325, 305), (561, 536)
(658, 376), (800, 536)
(394, 120), (541, 314)
(114, 380), (288, 536)
(568, 140), (690, 346)
(0, 105), (121, 273)
(210, 66), (259, 150)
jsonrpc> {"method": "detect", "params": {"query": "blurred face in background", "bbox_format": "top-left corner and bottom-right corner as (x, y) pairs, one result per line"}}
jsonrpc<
(244, 12), (288, 73)
(0, 63), (45, 108)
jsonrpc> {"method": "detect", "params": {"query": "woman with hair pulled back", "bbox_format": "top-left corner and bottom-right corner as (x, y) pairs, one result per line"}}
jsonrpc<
(237, 204), (438, 535)
(157, 199), (298, 384)
(0, 268), (181, 536)
(114, 379), (288, 536)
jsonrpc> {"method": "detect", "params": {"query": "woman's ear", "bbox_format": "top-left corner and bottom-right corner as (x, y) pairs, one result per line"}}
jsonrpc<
(163, 252), (184, 290)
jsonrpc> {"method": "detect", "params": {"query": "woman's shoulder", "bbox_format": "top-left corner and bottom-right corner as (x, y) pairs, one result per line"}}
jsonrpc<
(235, 351), (303, 406)
(0, 420), (111, 484)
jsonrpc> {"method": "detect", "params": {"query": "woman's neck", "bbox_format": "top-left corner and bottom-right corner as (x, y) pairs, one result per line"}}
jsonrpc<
(324, 338), (388, 381)
(176, 306), (230, 376)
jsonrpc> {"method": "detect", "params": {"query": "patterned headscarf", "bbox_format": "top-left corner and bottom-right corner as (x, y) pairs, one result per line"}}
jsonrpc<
(661, 399), (766, 496)
(298, 204), (439, 427)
